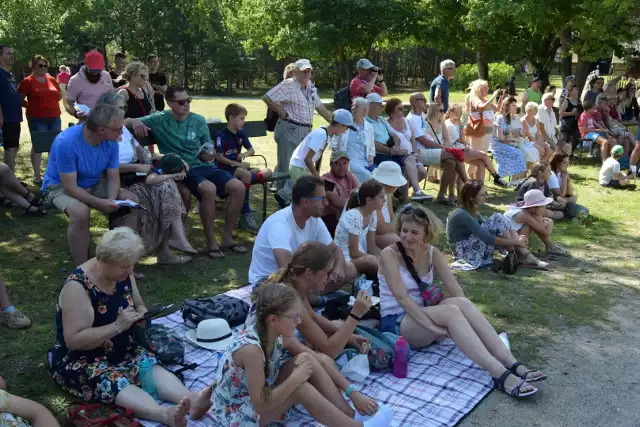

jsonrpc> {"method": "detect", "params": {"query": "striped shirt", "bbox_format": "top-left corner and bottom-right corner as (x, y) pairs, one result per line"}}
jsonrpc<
(265, 77), (322, 125)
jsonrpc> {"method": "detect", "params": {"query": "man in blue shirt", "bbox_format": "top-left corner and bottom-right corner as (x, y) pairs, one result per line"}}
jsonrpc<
(42, 103), (139, 264)
(0, 45), (24, 171)
(430, 59), (456, 112)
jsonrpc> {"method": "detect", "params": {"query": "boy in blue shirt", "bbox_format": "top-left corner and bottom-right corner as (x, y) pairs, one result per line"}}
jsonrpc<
(215, 103), (272, 231)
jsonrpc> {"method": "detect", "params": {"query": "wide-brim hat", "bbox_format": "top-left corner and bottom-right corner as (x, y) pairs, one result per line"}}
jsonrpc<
(522, 189), (553, 208)
(371, 161), (407, 188)
(185, 318), (234, 351)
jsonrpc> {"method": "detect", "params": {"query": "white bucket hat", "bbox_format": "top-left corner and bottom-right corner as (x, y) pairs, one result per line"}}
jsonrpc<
(371, 161), (407, 188)
(522, 189), (553, 208)
(185, 318), (234, 351)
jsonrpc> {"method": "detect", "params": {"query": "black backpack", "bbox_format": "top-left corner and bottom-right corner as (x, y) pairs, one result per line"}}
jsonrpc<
(182, 294), (250, 328)
(264, 108), (279, 132)
(334, 86), (352, 110)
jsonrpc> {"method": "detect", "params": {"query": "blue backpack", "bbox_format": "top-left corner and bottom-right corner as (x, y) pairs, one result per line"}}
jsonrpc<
(337, 325), (406, 371)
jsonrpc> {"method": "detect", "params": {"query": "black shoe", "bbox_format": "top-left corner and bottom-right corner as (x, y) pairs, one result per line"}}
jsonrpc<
(274, 193), (289, 209)
(493, 175), (508, 187)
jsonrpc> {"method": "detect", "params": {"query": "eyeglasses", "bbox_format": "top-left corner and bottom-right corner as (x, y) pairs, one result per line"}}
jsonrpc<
(415, 98), (426, 102)
(170, 97), (192, 105)
(36, 64), (47, 68)
(102, 125), (123, 133)
(306, 196), (326, 201)
(281, 313), (301, 323)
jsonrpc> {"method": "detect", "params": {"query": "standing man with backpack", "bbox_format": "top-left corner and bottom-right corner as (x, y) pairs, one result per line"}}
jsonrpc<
(263, 59), (333, 203)
(349, 58), (388, 100)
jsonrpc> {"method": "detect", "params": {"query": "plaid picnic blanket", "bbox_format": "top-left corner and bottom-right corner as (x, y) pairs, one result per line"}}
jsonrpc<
(143, 286), (494, 427)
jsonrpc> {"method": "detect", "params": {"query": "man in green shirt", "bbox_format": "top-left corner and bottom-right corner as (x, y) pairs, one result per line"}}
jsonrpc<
(520, 76), (542, 113)
(129, 86), (246, 259)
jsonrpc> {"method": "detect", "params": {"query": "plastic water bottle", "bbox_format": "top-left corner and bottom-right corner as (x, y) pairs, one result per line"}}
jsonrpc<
(393, 336), (409, 378)
(138, 358), (158, 399)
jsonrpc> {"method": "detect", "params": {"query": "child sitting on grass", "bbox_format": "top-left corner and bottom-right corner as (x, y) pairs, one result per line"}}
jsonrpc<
(1, 376), (60, 427)
(215, 103), (272, 231)
(599, 145), (636, 190)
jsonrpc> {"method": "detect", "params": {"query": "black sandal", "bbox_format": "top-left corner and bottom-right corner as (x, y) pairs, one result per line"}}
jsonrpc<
(24, 205), (47, 216)
(508, 361), (547, 383)
(493, 370), (537, 399)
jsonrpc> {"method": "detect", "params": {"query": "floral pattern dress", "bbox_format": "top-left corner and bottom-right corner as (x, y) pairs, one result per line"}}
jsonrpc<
(450, 213), (512, 270)
(0, 390), (31, 427)
(490, 115), (527, 177)
(51, 268), (156, 404)
(212, 326), (291, 426)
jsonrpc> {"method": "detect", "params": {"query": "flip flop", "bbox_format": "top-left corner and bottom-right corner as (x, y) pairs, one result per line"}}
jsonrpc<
(435, 198), (453, 206)
(221, 244), (247, 254)
(208, 249), (225, 259)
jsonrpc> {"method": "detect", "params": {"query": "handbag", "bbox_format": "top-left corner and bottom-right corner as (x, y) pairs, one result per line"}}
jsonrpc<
(119, 169), (148, 187)
(501, 251), (519, 275)
(465, 107), (485, 137)
(395, 242), (444, 306)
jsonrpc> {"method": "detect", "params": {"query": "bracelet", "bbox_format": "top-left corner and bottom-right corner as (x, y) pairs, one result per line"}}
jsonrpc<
(349, 312), (362, 321)
(345, 384), (359, 398)
(112, 322), (121, 334)
(378, 79), (385, 83)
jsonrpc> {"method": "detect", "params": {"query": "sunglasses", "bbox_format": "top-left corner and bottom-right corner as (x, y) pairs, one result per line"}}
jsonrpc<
(170, 97), (192, 105)
(415, 98), (426, 102)
(306, 196), (326, 201)
(401, 204), (428, 219)
(36, 63), (48, 68)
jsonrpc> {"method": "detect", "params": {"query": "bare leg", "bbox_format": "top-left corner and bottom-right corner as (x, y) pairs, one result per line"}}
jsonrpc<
(351, 255), (379, 275)
(30, 148), (42, 183)
(65, 202), (92, 265)
(3, 148), (18, 172)
(375, 232), (400, 249)
(151, 365), (212, 419)
(115, 385), (189, 427)
(197, 181), (220, 252)
(0, 184), (31, 209)
(438, 159), (456, 200)
(468, 160), (486, 181)
(220, 179), (245, 247)
(116, 188), (140, 231)
(169, 217), (197, 253)
(403, 156), (422, 192)
(0, 270), (12, 309)
(630, 142), (640, 167)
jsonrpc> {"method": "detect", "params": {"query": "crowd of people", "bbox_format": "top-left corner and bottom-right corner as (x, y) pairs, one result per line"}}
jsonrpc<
(0, 45), (637, 426)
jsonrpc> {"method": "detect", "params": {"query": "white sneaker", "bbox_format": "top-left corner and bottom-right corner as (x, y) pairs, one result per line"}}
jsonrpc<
(411, 189), (434, 201)
(239, 212), (259, 232)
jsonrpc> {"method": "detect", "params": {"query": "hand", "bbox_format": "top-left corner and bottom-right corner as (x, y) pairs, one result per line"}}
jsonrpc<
(369, 70), (378, 82)
(115, 306), (144, 332)
(348, 334), (370, 354)
(240, 162), (251, 170)
(98, 199), (119, 214)
(199, 151), (216, 162)
(351, 391), (379, 416)
(132, 119), (149, 137)
(329, 267), (345, 285)
(351, 290), (372, 318)
(376, 71), (384, 82)
(515, 235), (528, 248)
(291, 353), (314, 383)
(171, 172), (187, 181)
(76, 111), (88, 120)
(278, 110), (288, 120)
(427, 323), (449, 337)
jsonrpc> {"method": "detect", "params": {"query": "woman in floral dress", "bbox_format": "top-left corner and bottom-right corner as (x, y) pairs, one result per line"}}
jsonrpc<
(51, 228), (212, 427)
(491, 97), (528, 184)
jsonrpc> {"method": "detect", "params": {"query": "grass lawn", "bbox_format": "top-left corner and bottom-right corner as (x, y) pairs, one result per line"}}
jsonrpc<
(1, 77), (639, 421)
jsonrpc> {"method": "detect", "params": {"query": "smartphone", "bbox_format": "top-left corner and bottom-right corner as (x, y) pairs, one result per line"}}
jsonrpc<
(140, 304), (174, 321)
(324, 179), (336, 192)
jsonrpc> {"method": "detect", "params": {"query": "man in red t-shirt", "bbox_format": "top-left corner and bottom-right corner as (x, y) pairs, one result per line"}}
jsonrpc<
(322, 151), (360, 236)
(349, 58), (388, 99)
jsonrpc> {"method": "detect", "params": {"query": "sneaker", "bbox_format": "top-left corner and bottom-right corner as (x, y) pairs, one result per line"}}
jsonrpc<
(493, 175), (508, 187)
(547, 244), (569, 256)
(410, 189), (434, 201)
(239, 212), (260, 232)
(509, 179), (523, 188)
(274, 193), (289, 209)
(0, 309), (32, 329)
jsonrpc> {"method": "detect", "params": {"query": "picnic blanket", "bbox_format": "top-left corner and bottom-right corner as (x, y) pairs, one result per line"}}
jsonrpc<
(143, 285), (494, 427)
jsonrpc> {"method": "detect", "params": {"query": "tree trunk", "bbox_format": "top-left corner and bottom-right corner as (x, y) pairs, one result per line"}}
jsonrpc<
(477, 50), (489, 80)
(535, 67), (551, 88)
(575, 59), (591, 92)
(334, 44), (346, 91)
(560, 28), (573, 86)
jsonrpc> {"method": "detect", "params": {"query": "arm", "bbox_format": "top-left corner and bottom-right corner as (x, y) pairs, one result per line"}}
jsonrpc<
(263, 94), (287, 119)
(366, 229), (381, 256)
(441, 122), (451, 147)
(1, 392), (61, 427)
(434, 87), (442, 104)
(431, 247), (465, 298)
(326, 189), (348, 211)
(328, 241), (346, 278)
(558, 173), (568, 197)
(105, 168), (121, 200)
(145, 171), (185, 186)
(559, 101), (573, 117)
(119, 163), (152, 173)
(215, 153), (246, 169)
(130, 276), (148, 315)
(234, 345), (305, 414)
(521, 118), (534, 141)
(315, 104), (333, 123)
(63, 97), (78, 117)
(514, 211), (552, 237)
(304, 149), (320, 176)
(520, 91), (528, 112)
(348, 233), (367, 260)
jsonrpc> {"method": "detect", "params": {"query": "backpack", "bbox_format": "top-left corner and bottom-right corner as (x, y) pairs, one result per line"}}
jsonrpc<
(182, 294), (250, 328)
(334, 86), (352, 111)
(337, 325), (399, 371)
(133, 324), (185, 365)
(264, 107), (279, 132)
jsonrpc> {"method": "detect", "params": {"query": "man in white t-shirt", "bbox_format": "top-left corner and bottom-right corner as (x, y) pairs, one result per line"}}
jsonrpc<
(275, 109), (356, 207)
(599, 145), (636, 189)
(406, 92), (469, 203)
(250, 175), (358, 291)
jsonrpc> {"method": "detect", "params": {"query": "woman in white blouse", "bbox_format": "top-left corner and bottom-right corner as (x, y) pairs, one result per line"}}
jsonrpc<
(334, 180), (385, 275)
(333, 97), (375, 184)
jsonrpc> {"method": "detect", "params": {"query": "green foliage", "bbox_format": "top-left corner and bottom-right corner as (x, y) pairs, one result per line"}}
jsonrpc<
(451, 62), (515, 91)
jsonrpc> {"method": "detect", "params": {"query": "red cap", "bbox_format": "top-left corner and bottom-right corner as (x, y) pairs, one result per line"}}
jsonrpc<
(85, 51), (105, 71)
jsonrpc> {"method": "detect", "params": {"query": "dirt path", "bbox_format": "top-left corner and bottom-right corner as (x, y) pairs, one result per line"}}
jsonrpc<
(460, 297), (640, 427)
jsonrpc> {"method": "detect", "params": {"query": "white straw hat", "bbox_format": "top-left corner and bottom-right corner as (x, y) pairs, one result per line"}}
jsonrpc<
(371, 161), (407, 188)
(521, 189), (553, 208)
(185, 318), (234, 351)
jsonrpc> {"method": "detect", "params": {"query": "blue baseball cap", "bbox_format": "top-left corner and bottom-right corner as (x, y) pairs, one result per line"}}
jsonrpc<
(333, 109), (356, 131)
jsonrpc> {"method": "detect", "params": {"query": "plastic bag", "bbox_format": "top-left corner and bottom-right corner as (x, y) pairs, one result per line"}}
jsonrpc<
(340, 354), (370, 382)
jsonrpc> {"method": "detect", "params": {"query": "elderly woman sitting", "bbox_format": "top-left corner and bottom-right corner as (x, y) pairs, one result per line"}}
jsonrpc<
(521, 102), (550, 162)
(333, 97), (375, 184)
(97, 91), (196, 264)
(51, 227), (212, 427)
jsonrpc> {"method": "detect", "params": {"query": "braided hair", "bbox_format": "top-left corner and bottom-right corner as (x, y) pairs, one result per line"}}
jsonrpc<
(263, 241), (332, 287)
(251, 283), (300, 401)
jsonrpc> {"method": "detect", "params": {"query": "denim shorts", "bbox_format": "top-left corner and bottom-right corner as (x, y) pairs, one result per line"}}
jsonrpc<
(379, 313), (405, 335)
(183, 165), (234, 200)
(27, 116), (62, 133)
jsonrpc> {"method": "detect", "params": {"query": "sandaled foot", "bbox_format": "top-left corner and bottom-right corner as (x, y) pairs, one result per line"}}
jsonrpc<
(220, 243), (247, 254)
(164, 398), (190, 427)
(207, 249), (225, 259)
(493, 370), (537, 399)
(157, 255), (192, 265)
(24, 205), (47, 216)
(133, 272), (145, 280)
(189, 386), (213, 420)
(509, 362), (547, 382)
(169, 240), (198, 254)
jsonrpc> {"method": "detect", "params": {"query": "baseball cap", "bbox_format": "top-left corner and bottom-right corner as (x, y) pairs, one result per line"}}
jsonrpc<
(85, 51), (105, 71)
(357, 58), (377, 70)
(333, 109), (356, 131)
(611, 145), (624, 156)
(330, 151), (350, 162)
(295, 59), (313, 71)
(565, 75), (576, 83)
(531, 76), (542, 83)
(365, 93), (383, 104)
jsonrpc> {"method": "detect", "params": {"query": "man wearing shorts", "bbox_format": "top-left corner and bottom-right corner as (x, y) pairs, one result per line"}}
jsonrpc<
(0, 45), (23, 171)
(129, 86), (246, 259)
(42, 104), (139, 265)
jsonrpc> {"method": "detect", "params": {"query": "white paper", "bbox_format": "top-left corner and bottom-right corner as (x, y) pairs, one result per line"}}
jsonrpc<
(75, 104), (91, 114)
(113, 199), (146, 210)
(348, 295), (380, 307)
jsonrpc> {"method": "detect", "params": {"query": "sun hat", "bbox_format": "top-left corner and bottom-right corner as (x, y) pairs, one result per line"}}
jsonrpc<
(85, 51), (105, 71)
(371, 161), (407, 188)
(357, 58), (377, 70)
(185, 318), (234, 351)
(330, 150), (350, 162)
(521, 189), (553, 209)
(333, 109), (356, 131)
(365, 93), (383, 104)
(611, 145), (624, 156)
(295, 59), (313, 71)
